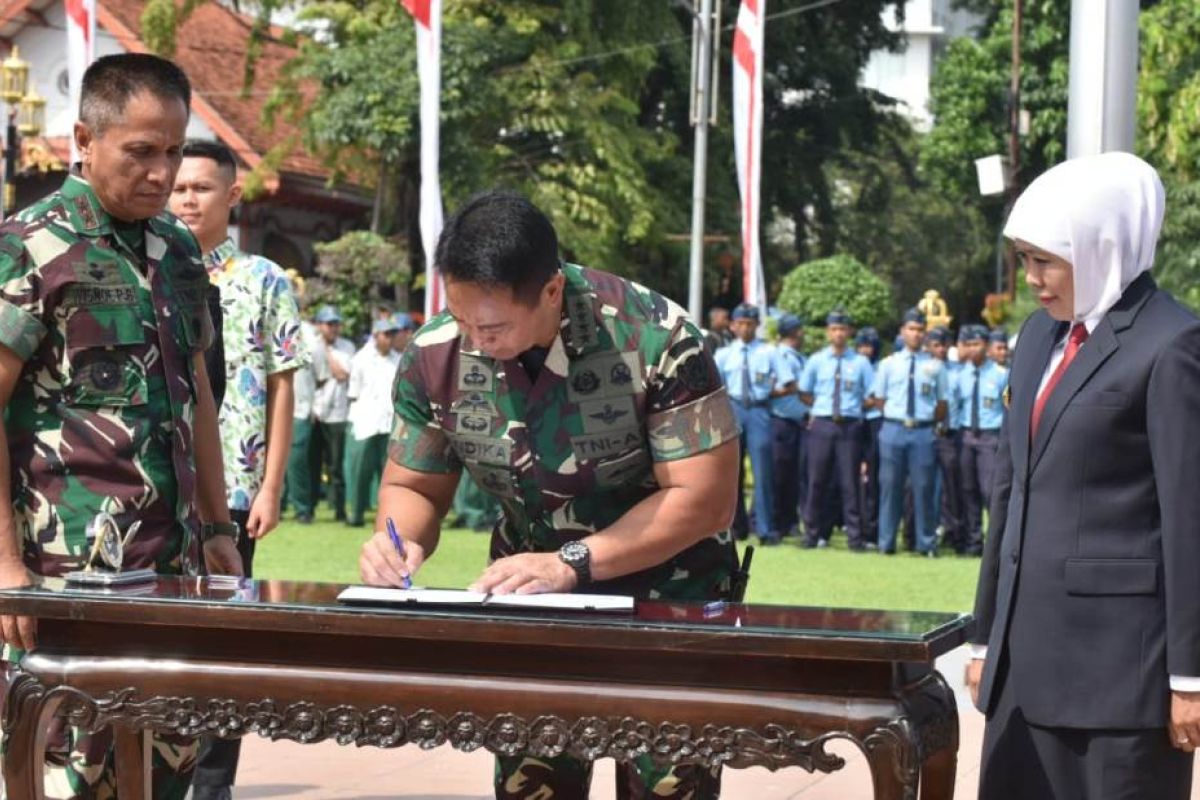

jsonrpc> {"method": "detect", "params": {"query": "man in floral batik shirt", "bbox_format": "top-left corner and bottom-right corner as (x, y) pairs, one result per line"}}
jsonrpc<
(170, 139), (308, 800)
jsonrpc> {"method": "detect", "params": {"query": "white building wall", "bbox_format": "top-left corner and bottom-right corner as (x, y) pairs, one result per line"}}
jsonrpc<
(18, 3), (215, 142)
(860, 0), (983, 130)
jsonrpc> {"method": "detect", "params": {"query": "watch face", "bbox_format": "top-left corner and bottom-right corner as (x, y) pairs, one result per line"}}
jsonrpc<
(561, 540), (589, 565)
(87, 513), (124, 571)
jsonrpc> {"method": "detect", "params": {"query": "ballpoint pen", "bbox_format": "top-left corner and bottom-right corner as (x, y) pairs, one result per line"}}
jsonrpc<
(385, 517), (413, 589)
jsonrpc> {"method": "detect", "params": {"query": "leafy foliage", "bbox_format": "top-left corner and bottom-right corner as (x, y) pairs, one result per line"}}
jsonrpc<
(309, 231), (410, 335)
(776, 255), (892, 342)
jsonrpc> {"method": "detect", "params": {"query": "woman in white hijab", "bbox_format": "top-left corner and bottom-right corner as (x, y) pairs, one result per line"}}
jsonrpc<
(968, 151), (1200, 800)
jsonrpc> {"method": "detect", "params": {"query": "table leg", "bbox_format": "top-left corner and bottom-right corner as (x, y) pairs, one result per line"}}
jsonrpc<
(2, 672), (61, 800)
(919, 744), (957, 800)
(113, 726), (150, 800)
(863, 720), (919, 800)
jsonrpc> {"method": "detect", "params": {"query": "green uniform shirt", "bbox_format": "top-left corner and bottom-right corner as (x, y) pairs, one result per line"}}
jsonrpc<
(390, 263), (740, 599)
(0, 171), (215, 577)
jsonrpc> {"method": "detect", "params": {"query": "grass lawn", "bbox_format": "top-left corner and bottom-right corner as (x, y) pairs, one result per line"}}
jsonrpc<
(256, 506), (981, 613)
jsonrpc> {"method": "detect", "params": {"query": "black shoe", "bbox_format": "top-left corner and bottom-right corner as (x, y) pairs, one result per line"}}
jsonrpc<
(192, 787), (233, 800)
(848, 543), (867, 552)
(758, 535), (780, 547)
(800, 539), (818, 549)
(295, 513), (313, 524)
(881, 548), (896, 555)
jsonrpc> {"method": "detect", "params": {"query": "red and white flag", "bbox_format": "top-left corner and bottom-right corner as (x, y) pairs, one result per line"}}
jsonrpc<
(65, 0), (97, 163)
(400, 0), (446, 319)
(732, 0), (766, 310)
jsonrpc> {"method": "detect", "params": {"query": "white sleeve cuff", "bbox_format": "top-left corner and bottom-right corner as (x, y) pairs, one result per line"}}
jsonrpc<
(969, 644), (988, 660)
(1169, 675), (1200, 692)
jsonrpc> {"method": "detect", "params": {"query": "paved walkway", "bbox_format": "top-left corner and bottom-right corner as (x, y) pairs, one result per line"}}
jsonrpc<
(229, 649), (990, 799)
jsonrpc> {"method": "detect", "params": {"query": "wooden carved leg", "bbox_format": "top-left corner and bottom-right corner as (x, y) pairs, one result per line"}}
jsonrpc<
(113, 726), (150, 800)
(912, 672), (959, 800)
(2, 673), (66, 800)
(862, 720), (920, 800)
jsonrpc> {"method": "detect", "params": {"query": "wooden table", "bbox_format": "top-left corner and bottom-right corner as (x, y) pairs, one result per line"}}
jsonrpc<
(0, 577), (970, 799)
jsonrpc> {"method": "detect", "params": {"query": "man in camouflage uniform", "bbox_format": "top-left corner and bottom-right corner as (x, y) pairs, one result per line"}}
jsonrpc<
(360, 191), (740, 800)
(0, 54), (242, 799)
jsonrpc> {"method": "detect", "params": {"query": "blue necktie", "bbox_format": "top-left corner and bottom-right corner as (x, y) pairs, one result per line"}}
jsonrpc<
(906, 355), (916, 420)
(740, 345), (752, 405)
(832, 355), (843, 418)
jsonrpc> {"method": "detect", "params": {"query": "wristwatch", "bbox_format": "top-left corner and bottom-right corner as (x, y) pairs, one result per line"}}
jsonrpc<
(199, 521), (242, 545)
(558, 540), (592, 587)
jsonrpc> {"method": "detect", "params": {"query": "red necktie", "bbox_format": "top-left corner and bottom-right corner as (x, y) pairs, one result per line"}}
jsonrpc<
(1031, 323), (1089, 437)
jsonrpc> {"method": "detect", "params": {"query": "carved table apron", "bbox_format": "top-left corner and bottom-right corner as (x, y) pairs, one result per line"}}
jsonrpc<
(0, 578), (970, 800)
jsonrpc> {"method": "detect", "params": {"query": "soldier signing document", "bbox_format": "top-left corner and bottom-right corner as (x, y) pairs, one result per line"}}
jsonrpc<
(0, 54), (241, 798)
(359, 190), (741, 799)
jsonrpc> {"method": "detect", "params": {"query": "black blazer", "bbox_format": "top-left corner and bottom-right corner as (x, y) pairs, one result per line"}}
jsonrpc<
(972, 273), (1200, 729)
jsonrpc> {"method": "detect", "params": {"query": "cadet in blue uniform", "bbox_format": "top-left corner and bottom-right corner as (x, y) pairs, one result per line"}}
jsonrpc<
(929, 326), (965, 552)
(987, 328), (1009, 367)
(797, 310), (874, 550)
(715, 304), (780, 543)
(871, 308), (949, 556)
(956, 324), (1008, 556)
(769, 314), (808, 537)
(855, 327), (883, 548)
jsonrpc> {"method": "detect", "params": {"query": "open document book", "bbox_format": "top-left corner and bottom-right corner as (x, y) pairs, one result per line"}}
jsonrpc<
(337, 586), (635, 613)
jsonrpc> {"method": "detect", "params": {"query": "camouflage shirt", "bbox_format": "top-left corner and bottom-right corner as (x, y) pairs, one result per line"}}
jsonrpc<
(390, 263), (739, 600)
(0, 171), (215, 577)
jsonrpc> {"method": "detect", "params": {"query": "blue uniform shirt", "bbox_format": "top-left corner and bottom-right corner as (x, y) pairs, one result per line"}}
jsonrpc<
(954, 360), (1009, 431)
(872, 349), (949, 423)
(799, 347), (874, 419)
(715, 338), (776, 405)
(942, 360), (963, 430)
(770, 345), (809, 421)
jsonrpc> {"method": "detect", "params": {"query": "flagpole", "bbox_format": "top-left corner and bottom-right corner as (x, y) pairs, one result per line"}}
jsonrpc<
(687, 0), (715, 325)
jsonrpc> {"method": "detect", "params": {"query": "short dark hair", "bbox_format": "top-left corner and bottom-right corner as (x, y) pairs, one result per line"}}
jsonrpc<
(80, 53), (191, 135)
(434, 190), (559, 303)
(181, 139), (237, 181)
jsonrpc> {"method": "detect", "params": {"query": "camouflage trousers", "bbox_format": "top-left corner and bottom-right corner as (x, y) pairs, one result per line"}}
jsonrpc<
(0, 659), (197, 800)
(495, 753), (721, 799)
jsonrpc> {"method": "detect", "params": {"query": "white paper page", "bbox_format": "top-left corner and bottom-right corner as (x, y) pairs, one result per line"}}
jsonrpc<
(337, 586), (487, 605)
(337, 586), (633, 612)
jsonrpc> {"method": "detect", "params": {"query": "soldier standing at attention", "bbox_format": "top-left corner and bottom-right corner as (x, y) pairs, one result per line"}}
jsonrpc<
(360, 190), (739, 799)
(0, 53), (241, 798)
(170, 138), (308, 800)
(715, 303), (779, 544)
(768, 313), (807, 538)
(311, 304), (355, 520)
(854, 327), (883, 548)
(871, 308), (949, 556)
(927, 326), (965, 553)
(956, 324), (1007, 556)
(344, 317), (403, 527)
(987, 327), (1010, 367)
(797, 310), (874, 550)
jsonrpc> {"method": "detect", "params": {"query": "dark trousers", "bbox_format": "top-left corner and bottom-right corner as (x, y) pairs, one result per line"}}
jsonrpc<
(803, 418), (864, 547)
(959, 429), (999, 554)
(285, 417), (319, 516)
(771, 416), (806, 534)
(731, 403), (775, 539)
(193, 510), (256, 792)
(315, 420), (348, 520)
(859, 418), (882, 545)
(980, 659), (1192, 800)
(935, 430), (965, 551)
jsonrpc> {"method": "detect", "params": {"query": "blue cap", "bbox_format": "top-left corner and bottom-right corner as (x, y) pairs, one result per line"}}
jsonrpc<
(855, 326), (880, 346)
(826, 309), (852, 326)
(926, 326), (950, 345)
(902, 307), (927, 326)
(777, 313), (803, 336)
(372, 318), (401, 334)
(314, 305), (342, 324)
(391, 312), (416, 331)
(959, 325), (986, 343)
(988, 328), (1009, 344)
(731, 303), (760, 322)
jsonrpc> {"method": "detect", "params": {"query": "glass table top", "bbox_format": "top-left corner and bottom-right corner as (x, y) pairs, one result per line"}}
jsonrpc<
(0, 576), (971, 645)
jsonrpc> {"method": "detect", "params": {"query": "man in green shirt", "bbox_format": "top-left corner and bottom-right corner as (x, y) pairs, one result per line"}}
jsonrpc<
(361, 191), (740, 798)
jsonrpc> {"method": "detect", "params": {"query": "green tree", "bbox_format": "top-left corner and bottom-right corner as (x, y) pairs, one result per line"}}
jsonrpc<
(776, 254), (892, 348)
(309, 231), (410, 336)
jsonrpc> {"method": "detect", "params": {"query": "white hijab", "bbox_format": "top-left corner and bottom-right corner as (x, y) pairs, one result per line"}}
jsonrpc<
(1003, 151), (1166, 323)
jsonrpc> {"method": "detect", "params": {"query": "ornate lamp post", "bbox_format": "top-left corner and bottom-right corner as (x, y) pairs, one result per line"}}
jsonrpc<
(0, 47), (41, 218)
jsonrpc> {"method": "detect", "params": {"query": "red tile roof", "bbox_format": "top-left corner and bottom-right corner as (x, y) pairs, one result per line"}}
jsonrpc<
(100, 0), (327, 180)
